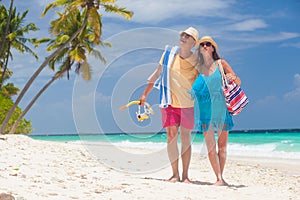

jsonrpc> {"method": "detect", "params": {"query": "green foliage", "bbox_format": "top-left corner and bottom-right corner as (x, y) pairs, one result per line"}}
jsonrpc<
(0, 6), (40, 60)
(0, 82), (19, 98)
(44, 6), (103, 79)
(0, 4), (49, 93)
(0, 94), (33, 134)
(0, 67), (19, 98)
(39, 0), (133, 80)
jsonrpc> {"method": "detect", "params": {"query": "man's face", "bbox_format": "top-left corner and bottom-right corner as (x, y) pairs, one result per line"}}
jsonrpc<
(179, 32), (196, 49)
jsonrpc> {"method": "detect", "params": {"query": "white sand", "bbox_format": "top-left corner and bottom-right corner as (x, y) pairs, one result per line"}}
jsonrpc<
(0, 134), (299, 200)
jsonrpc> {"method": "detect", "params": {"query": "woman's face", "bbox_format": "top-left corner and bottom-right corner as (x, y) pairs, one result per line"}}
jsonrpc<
(199, 41), (214, 56)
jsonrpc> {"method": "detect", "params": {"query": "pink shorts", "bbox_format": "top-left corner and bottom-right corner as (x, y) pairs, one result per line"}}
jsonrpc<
(161, 106), (194, 130)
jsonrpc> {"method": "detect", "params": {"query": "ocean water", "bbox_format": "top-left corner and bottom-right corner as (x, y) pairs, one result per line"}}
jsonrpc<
(30, 132), (300, 160)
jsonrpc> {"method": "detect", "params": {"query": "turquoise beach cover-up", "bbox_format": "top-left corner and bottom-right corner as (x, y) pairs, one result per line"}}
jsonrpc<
(191, 62), (233, 132)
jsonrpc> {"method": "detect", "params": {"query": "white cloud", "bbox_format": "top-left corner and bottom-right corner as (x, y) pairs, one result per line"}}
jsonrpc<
(256, 95), (279, 107)
(281, 42), (300, 49)
(294, 74), (300, 86)
(227, 19), (268, 31)
(227, 32), (300, 43)
(95, 92), (111, 104)
(284, 88), (300, 100)
(284, 74), (300, 100)
(109, 0), (234, 23)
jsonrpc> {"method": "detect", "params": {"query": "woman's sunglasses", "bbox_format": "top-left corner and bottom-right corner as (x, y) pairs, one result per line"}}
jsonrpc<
(199, 42), (212, 47)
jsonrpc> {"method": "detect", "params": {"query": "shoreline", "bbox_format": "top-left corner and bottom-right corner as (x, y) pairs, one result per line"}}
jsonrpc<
(227, 155), (300, 176)
(29, 128), (300, 136)
(1, 134), (299, 199)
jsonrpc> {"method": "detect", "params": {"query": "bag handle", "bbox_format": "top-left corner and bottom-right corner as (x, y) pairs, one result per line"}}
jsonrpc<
(217, 59), (228, 88)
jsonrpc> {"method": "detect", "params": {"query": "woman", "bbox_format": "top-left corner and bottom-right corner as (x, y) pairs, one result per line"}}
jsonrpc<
(191, 36), (241, 186)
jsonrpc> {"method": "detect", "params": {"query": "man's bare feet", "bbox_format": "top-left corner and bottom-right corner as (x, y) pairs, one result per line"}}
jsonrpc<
(213, 179), (228, 186)
(165, 176), (180, 183)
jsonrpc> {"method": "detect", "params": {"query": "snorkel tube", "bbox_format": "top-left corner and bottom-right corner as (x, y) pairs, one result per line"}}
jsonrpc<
(120, 101), (154, 122)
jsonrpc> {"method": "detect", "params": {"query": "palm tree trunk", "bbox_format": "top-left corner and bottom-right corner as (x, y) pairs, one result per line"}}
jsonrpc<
(9, 70), (66, 134)
(0, 0), (14, 89)
(0, 14), (88, 134)
(0, 44), (11, 88)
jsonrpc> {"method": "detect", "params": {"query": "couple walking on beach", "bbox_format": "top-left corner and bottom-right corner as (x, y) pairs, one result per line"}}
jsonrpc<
(139, 27), (241, 186)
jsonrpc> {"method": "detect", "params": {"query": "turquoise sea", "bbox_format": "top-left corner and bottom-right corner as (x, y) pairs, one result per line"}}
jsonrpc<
(30, 131), (300, 160)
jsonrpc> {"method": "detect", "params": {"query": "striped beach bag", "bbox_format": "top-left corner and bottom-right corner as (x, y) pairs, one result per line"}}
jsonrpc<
(218, 60), (249, 115)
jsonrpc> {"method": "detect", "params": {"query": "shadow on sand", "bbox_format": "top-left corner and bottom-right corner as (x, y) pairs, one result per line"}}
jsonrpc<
(143, 177), (247, 188)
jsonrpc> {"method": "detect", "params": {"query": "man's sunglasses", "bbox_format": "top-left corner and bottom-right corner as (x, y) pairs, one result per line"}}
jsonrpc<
(180, 33), (191, 39)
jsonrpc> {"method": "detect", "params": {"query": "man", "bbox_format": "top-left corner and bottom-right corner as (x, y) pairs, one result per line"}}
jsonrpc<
(139, 27), (199, 183)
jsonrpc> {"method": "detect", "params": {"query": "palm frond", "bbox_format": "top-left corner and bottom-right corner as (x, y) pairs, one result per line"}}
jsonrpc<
(69, 46), (86, 62)
(102, 4), (133, 20)
(100, 0), (116, 3)
(68, 0), (86, 8)
(77, 60), (91, 81)
(46, 43), (62, 52)
(16, 42), (38, 59)
(22, 23), (39, 33)
(90, 49), (106, 63)
(8, 39), (38, 59)
(41, 0), (74, 17)
(87, 7), (102, 44)
(48, 47), (70, 70)
(31, 38), (51, 48)
(56, 34), (70, 44)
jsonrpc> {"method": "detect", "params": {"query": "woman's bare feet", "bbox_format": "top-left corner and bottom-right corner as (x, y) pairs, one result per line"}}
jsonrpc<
(181, 178), (192, 184)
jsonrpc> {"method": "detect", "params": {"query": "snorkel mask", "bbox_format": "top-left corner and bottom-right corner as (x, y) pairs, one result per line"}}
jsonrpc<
(120, 101), (154, 122)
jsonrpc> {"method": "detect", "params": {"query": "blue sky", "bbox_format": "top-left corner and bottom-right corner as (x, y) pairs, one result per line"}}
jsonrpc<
(2, 0), (300, 134)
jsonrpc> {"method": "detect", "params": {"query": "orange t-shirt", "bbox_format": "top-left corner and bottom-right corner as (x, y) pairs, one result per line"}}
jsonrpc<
(159, 53), (199, 108)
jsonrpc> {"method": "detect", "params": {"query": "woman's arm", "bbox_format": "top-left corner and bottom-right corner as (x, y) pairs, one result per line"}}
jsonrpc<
(221, 59), (241, 85)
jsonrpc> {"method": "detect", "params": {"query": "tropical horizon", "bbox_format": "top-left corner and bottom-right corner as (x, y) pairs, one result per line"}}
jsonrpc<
(1, 1), (300, 135)
(1, 1), (299, 199)
(29, 128), (300, 136)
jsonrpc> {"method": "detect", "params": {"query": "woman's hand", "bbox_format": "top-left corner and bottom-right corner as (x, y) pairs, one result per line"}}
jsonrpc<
(225, 73), (237, 82)
(225, 73), (241, 85)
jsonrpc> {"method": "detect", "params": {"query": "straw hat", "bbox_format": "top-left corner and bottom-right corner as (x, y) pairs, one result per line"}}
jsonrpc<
(180, 27), (199, 41)
(198, 36), (218, 51)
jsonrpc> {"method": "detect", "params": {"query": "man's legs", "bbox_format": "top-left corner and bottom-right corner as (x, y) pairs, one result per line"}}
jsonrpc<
(166, 125), (180, 182)
(180, 127), (192, 183)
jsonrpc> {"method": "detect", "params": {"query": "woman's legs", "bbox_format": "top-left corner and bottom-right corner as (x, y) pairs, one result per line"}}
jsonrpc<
(204, 129), (228, 186)
(218, 130), (228, 176)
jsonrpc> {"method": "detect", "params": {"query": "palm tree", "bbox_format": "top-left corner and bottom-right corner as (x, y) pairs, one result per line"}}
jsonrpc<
(0, 0), (14, 83)
(1, 0), (133, 134)
(9, 8), (105, 133)
(0, 5), (39, 89)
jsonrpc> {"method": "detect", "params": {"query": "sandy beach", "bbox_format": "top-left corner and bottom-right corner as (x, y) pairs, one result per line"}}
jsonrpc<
(0, 134), (299, 200)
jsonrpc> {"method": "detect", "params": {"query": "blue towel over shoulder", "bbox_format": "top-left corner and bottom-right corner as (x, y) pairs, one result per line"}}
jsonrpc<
(153, 45), (179, 108)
